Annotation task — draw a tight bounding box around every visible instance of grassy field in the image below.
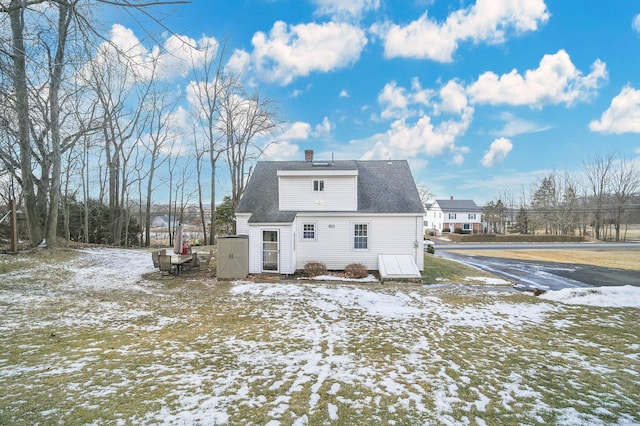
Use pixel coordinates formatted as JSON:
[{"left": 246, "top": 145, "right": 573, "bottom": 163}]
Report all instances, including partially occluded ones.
[{"left": 0, "top": 247, "right": 638, "bottom": 425}]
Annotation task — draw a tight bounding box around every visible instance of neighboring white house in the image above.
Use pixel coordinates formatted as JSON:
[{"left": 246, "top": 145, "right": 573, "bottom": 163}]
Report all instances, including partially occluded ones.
[
  {"left": 424, "top": 197, "right": 483, "bottom": 234},
  {"left": 235, "top": 152, "right": 425, "bottom": 275}
]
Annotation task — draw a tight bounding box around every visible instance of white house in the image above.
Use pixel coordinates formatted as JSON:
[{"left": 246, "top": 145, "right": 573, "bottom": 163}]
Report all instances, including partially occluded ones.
[
  {"left": 235, "top": 152, "right": 425, "bottom": 275},
  {"left": 424, "top": 197, "right": 483, "bottom": 234}
]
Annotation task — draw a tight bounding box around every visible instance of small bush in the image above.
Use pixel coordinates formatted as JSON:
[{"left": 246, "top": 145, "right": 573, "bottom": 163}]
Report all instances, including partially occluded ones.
[
  {"left": 426, "top": 245, "right": 435, "bottom": 254},
  {"left": 344, "top": 263, "right": 368, "bottom": 279},
  {"left": 304, "top": 261, "right": 327, "bottom": 277}
]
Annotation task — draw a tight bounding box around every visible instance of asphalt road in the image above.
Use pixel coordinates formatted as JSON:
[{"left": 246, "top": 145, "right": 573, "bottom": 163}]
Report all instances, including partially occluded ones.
[{"left": 436, "top": 242, "right": 640, "bottom": 291}]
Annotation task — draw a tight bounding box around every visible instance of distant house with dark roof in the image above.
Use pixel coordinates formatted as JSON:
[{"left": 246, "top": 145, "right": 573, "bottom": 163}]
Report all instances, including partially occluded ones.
[
  {"left": 235, "top": 151, "right": 425, "bottom": 275},
  {"left": 425, "top": 197, "right": 482, "bottom": 234}
]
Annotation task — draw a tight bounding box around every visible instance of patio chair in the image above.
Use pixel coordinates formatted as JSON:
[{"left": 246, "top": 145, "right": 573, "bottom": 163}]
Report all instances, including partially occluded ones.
[
  {"left": 199, "top": 249, "right": 213, "bottom": 267},
  {"left": 158, "top": 254, "right": 174, "bottom": 276},
  {"left": 191, "top": 251, "right": 201, "bottom": 269},
  {"left": 152, "top": 250, "right": 160, "bottom": 268}
]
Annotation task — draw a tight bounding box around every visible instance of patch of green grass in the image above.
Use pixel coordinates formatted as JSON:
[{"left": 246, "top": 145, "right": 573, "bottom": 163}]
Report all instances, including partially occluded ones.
[
  {"left": 422, "top": 254, "right": 500, "bottom": 284},
  {"left": 0, "top": 248, "right": 79, "bottom": 276}
]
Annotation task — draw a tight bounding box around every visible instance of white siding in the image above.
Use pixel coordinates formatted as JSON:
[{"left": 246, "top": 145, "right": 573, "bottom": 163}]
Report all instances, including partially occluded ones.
[
  {"left": 278, "top": 175, "right": 357, "bottom": 211},
  {"left": 247, "top": 226, "right": 261, "bottom": 274},
  {"left": 280, "top": 225, "right": 295, "bottom": 274},
  {"left": 236, "top": 214, "right": 250, "bottom": 235},
  {"left": 246, "top": 224, "right": 295, "bottom": 274},
  {"left": 294, "top": 214, "right": 424, "bottom": 271}
]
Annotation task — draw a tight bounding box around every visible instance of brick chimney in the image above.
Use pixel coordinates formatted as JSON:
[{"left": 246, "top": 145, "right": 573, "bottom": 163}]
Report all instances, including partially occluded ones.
[
  {"left": 450, "top": 196, "right": 454, "bottom": 200},
  {"left": 305, "top": 149, "right": 314, "bottom": 162}
]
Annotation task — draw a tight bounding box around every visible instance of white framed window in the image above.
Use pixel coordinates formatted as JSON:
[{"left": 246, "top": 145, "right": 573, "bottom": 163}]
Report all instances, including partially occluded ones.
[
  {"left": 302, "top": 223, "right": 316, "bottom": 240},
  {"left": 463, "top": 223, "right": 471, "bottom": 230},
  {"left": 468, "top": 213, "right": 476, "bottom": 220},
  {"left": 448, "top": 213, "right": 456, "bottom": 220},
  {"left": 353, "top": 223, "right": 368, "bottom": 250},
  {"left": 313, "top": 179, "right": 324, "bottom": 192}
]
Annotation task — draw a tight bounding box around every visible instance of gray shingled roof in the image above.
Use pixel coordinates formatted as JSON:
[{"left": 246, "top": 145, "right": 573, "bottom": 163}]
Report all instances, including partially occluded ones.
[
  {"left": 434, "top": 199, "right": 481, "bottom": 212},
  {"left": 236, "top": 160, "right": 424, "bottom": 223}
]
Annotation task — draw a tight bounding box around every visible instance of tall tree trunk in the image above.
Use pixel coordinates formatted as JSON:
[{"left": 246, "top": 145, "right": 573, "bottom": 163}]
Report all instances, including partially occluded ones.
[
  {"left": 145, "top": 164, "right": 155, "bottom": 247},
  {"left": 9, "top": 0, "right": 42, "bottom": 246},
  {"left": 45, "top": 2, "right": 72, "bottom": 247},
  {"left": 209, "top": 158, "right": 216, "bottom": 245}
]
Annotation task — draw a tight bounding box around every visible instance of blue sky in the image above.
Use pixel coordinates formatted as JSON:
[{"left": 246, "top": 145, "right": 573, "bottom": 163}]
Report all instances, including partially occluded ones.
[{"left": 102, "top": 0, "right": 640, "bottom": 205}]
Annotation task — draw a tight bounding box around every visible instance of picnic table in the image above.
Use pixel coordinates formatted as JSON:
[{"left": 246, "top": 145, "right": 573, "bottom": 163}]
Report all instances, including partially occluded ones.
[{"left": 171, "top": 254, "right": 193, "bottom": 276}]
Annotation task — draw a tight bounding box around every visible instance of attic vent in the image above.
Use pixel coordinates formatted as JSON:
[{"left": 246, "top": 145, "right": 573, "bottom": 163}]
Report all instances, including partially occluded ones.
[{"left": 311, "top": 162, "right": 331, "bottom": 167}]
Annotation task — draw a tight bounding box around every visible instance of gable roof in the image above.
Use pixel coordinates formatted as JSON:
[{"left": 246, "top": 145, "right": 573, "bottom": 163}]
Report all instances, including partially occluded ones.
[
  {"left": 433, "top": 199, "right": 481, "bottom": 212},
  {"left": 236, "top": 160, "right": 424, "bottom": 223}
]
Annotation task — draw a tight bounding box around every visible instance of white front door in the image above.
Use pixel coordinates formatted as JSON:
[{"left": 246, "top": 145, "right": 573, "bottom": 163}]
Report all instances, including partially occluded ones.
[{"left": 262, "top": 230, "right": 279, "bottom": 272}]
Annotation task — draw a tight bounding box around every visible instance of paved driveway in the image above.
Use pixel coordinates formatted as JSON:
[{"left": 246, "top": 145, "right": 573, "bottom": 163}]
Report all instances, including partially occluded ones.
[{"left": 438, "top": 251, "right": 640, "bottom": 291}]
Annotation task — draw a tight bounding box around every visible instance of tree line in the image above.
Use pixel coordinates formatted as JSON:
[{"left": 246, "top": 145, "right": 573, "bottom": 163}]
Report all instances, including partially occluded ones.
[
  {"left": 0, "top": 1, "right": 280, "bottom": 249},
  {"left": 482, "top": 153, "right": 640, "bottom": 241}
]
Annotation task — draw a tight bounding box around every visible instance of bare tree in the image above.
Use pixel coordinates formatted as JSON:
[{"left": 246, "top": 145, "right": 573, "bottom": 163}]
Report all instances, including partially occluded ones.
[
  {"left": 530, "top": 172, "right": 578, "bottom": 235},
  {"left": 83, "top": 41, "right": 158, "bottom": 245},
  {"left": 190, "top": 119, "right": 208, "bottom": 243},
  {"left": 187, "top": 40, "right": 227, "bottom": 245},
  {"left": 139, "top": 77, "right": 178, "bottom": 246},
  {"left": 415, "top": 182, "right": 434, "bottom": 207},
  {"left": 218, "top": 80, "right": 281, "bottom": 216},
  {"left": 3, "top": 1, "right": 77, "bottom": 246},
  {"left": 1, "top": 0, "right": 189, "bottom": 247},
  {"left": 582, "top": 153, "right": 615, "bottom": 240},
  {"left": 610, "top": 156, "right": 640, "bottom": 241}
]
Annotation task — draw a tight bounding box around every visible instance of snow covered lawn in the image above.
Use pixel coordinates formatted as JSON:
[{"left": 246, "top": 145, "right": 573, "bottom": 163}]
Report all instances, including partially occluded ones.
[{"left": 1, "top": 248, "right": 639, "bottom": 425}]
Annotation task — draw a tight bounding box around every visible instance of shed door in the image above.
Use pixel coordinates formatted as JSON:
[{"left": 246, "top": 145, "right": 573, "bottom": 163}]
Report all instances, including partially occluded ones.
[{"left": 262, "top": 230, "right": 279, "bottom": 272}]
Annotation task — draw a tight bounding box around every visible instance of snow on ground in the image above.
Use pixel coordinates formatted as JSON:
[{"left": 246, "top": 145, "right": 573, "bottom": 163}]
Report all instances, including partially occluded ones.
[
  {"left": 540, "top": 285, "right": 640, "bottom": 308},
  {"left": 463, "top": 276, "right": 511, "bottom": 285},
  {"left": 0, "top": 248, "right": 639, "bottom": 425}
]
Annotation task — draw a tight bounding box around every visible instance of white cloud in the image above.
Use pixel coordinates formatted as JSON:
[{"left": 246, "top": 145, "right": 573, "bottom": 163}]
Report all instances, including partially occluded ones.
[
  {"left": 227, "top": 49, "right": 251, "bottom": 76},
  {"left": 410, "top": 77, "right": 434, "bottom": 107},
  {"left": 271, "top": 117, "right": 332, "bottom": 146},
  {"left": 467, "top": 50, "right": 607, "bottom": 107},
  {"left": 373, "top": 0, "right": 549, "bottom": 62},
  {"left": 481, "top": 137, "right": 513, "bottom": 167},
  {"left": 436, "top": 80, "right": 468, "bottom": 115},
  {"left": 339, "top": 89, "right": 349, "bottom": 98},
  {"left": 312, "top": 0, "right": 379, "bottom": 20},
  {"left": 313, "top": 116, "right": 333, "bottom": 138},
  {"left": 157, "top": 34, "right": 217, "bottom": 79},
  {"left": 492, "top": 112, "right": 551, "bottom": 137},
  {"left": 281, "top": 122, "right": 312, "bottom": 140},
  {"left": 378, "top": 81, "right": 411, "bottom": 120},
  {"left": 251, "top": 21, "right": 367, "bottom": 85},
  {"left": 377, "top": 78, "right": 435, "bottom": 120},
  {"left": 589, "top": 86, "right": 640, "bottom": 134},
  {"left": 362, "top": 106, "right": 474, "bottom": 161},
  {"left": 633, "top": 14, "right": 640, "bottom": 33},
  {"left": 92, "top": 25, "right": 218, "bottom": 82},
  {"left": 262, "top": 141, "right": 300, "bottom": 160},
  {"left": 367, "top": 78, "right": 473, "bottom": 162}
]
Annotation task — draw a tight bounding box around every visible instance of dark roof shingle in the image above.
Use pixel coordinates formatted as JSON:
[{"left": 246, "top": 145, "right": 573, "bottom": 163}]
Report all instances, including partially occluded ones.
[
  {"left": 434, "top": 199, "right": 481, "bottom": 212},
  {"left": 236, "top": 160, "right": 424, "bottom": 223}
]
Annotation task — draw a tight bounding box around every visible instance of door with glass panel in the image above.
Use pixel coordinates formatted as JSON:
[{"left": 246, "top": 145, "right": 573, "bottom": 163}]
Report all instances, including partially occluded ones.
[{"left": 262, "top": 230, "right": 279, "bottom": 272}]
